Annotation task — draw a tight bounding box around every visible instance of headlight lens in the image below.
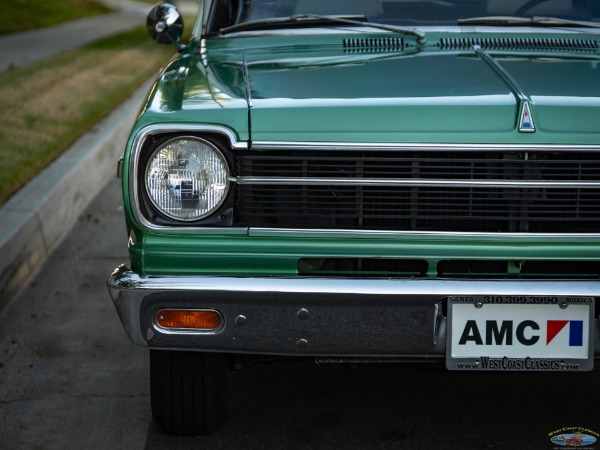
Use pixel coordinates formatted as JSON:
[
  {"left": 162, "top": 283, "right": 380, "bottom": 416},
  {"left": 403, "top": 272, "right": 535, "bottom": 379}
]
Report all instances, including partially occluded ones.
[{"left": 145, "top": 137, "right": 230, "bottom": 221}]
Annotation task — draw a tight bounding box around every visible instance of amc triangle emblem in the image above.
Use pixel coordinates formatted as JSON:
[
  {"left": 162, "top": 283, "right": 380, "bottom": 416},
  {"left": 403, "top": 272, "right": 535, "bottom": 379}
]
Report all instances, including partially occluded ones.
[{"left": 519, "top": 101, "right": 536, "bottom": 133}]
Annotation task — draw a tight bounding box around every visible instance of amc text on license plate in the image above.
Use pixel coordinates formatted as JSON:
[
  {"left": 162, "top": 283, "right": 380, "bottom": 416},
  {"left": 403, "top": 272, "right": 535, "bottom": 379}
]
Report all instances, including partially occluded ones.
[{"left": 446, "top": 296, "right": 594, "bottom": 371}]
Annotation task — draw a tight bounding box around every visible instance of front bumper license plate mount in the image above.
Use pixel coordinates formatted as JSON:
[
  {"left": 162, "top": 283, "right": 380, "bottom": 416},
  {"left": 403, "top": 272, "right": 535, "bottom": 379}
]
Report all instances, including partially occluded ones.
[{"left": 446, "top": 295, "right": 594, "bottom": 371}]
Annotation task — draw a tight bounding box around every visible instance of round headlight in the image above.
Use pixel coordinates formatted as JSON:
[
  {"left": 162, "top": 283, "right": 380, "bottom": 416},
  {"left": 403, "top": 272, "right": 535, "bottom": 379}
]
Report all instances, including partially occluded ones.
[{"left": 145, "top": 137, "right": 230, "bottom": 221}]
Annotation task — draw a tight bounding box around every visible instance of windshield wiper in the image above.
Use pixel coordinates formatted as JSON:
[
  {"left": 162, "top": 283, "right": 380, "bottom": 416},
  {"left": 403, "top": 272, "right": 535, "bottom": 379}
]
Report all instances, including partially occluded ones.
[
  {"left": 219, "top": 14, "right": 426, "bottom": 43},
  {"left": 458, "top": 16, "right": 600, "bottom": 29},
  {"left": 219, "top": 14, "right": 367, "bottom": 34}
]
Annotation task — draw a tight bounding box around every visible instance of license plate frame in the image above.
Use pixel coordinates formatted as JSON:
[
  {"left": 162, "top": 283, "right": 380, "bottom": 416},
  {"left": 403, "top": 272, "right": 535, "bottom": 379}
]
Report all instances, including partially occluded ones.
[{"left": 446, "top": 295, "right": 595, "bottom": 371}]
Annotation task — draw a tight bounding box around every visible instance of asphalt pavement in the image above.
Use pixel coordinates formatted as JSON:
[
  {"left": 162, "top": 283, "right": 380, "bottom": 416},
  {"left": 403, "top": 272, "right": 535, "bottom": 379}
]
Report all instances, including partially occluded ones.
[{"left": 0, "top": 0, "right": 198, "bottom": 313}]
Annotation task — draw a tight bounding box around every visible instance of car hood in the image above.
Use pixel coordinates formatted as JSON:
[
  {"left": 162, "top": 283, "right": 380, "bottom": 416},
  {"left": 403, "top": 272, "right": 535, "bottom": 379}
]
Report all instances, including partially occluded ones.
[
  {"left": 162, "top": 41, "right": 600, "bottom": 145},
  {"left": 244, "top": 50, "right": 600, "bottom": 144}
]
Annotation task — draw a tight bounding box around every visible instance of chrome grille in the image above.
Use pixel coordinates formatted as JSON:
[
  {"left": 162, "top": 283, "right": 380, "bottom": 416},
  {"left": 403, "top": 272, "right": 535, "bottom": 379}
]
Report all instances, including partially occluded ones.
[{"left": 232, "top": 149, "right": 600, "bottom": 233}]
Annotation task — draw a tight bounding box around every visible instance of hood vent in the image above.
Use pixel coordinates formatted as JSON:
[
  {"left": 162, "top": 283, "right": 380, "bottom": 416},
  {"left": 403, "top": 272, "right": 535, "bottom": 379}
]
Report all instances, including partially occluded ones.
[
  {"left": 439, "top": 37, "right": 598, "bottom": 51},
  {"left": 343, "top": 37, "right": 405, "bottom": 52}
]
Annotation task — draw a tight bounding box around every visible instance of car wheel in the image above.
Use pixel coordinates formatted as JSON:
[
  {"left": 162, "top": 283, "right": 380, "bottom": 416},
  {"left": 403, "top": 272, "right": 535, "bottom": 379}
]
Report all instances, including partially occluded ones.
[{"left": 150, "top": 350, "right": 229, "bottom": 436}]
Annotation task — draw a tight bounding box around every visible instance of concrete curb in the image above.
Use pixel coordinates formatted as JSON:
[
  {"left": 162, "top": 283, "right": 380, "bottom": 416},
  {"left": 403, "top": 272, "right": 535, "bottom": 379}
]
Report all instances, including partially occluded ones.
[{"left": 0, "top": 80, "right": 152, "bottom": 313}]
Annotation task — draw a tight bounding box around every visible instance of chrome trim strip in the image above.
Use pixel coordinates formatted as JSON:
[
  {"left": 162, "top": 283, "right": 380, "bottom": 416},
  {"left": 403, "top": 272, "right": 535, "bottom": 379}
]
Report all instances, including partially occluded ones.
[
  {"left": 250, "top": 141, "right": 600, "bottom": 152},
  {"left": 247, "top": 227, "right": 600, "bottom": 239},
  {"left": 109, "top": 266, "right": 600, "bottom": 296},
  {"left": 232, "top": 176, "right": 600, "bottom": 189},
  {"left": 129, "top": 124, "right": 247, "bottom": 233},
  {"left": 131, "top": 124, "right": 247, "bottom": 152}
]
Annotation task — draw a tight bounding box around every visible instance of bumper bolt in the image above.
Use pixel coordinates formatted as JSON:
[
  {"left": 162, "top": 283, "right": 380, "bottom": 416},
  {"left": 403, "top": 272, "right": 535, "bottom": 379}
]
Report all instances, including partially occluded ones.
[
  {"left": 235, "top": 315, "right": 247, "bottom": 326},
  {"left": 296, "top": 338, "right": 308, "bottom": 350},
  {"left": 297, "top": 308, "right": 309, "bottom": 320}
]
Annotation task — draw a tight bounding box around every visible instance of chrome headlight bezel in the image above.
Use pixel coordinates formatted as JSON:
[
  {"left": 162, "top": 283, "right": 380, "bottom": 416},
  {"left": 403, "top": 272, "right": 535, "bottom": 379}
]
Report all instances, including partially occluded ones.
[{"left": 143, "top": 135, "right": 231, "bottom": 222}]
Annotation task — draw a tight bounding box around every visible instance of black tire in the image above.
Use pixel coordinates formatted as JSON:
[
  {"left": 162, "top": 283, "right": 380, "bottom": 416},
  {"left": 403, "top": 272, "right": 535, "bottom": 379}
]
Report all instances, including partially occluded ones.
[{"left": 150, "top": 350, "right": 229, "bottom": 436}]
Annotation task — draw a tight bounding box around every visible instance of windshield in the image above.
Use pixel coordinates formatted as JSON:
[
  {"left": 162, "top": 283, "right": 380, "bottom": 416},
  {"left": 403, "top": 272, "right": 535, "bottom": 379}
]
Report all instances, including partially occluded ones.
[{"left": 207, "top": 0, "right": 600, "bottom": 33}]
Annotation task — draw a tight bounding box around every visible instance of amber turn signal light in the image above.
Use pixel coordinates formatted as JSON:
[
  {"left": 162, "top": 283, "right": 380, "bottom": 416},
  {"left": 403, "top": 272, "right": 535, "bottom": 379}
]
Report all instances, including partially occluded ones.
[{"left": 156, "top": 309, "right": 223, "bottom": 330}]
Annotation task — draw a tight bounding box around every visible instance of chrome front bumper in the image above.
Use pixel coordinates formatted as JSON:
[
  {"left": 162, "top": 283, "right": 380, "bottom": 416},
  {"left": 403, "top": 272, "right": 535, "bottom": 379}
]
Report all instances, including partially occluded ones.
[{"left": 107, "top": 265, "right": 600, "bottom": 357}]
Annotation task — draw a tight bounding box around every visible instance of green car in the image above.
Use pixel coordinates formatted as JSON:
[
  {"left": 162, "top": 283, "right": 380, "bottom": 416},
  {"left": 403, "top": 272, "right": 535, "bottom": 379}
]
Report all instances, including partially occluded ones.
[{"left": 108, "top": 0, "right": 600, "bottom": 435}]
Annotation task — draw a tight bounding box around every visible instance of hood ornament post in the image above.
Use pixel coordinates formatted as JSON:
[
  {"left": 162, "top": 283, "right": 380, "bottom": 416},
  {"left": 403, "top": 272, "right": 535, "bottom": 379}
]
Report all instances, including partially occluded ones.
[{"left": 472, "top": 45, "right": 537, "bottom": 134}]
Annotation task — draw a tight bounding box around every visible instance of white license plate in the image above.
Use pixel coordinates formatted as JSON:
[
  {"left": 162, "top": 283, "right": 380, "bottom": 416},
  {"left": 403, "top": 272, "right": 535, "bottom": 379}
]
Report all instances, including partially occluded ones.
[{"left": 446, "top": 296, "right": 594, "bottom": 371}]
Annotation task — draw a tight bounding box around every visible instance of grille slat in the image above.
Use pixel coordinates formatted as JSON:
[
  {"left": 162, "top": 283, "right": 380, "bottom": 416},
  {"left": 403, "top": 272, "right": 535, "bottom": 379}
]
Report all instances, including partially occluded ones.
[{"left": 233, "top": 150, "right": 600, "bottom": 233}]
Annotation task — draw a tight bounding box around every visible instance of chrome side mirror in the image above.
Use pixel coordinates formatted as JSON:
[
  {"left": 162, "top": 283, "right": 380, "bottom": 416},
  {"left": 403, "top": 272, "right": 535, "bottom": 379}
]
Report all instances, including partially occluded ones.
[{"left": 147, "top": 3, "right": 185, "bottom": 50}]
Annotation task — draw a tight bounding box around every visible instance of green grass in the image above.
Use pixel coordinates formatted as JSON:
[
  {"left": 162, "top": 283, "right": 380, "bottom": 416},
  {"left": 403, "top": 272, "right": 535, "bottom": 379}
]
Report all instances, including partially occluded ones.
[
  {"left": 0, "top": 26, "right": 176, "bottom": 205},
  {"left": 0, "top": 0, "right": 112, "bottom": 35}
]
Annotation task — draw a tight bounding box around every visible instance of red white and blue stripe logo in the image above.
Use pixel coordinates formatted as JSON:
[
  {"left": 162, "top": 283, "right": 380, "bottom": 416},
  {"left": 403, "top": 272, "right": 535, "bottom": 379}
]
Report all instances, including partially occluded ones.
[{"left": 547, "top": 320, "right": 584, "bottom": 347}]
